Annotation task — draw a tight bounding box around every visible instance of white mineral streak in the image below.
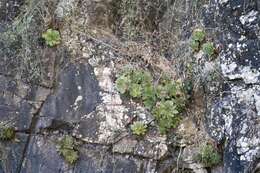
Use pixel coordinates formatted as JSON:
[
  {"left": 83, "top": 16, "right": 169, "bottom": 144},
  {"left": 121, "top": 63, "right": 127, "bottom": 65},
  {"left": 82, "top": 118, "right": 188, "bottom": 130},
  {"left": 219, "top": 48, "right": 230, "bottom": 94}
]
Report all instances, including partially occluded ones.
[
  {"left": 222, "top": 62, "right": 260, "bottom": 84},
  {"left": 239, "top": 10, "right": 258, "bottom": 25},
  {"left": 219, "top": 0, "right": 229, "bottom": 4},
  {"left": 73, "top": 95, "right": 83, "bottom": 110},
  {"left": 90, "top": 62, "right": 128, "bottom": 143}
]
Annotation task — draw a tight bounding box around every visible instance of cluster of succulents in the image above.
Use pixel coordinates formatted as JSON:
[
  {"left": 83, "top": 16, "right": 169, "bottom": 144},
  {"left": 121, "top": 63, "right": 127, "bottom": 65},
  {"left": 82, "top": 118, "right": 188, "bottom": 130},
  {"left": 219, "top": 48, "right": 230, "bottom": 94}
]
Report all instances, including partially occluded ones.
[
  {"left": 190, "top": 29, "right": 216, "bottom": 57},
  {"left": 116, "top": 69, "right": 187, "bottom": 134}
]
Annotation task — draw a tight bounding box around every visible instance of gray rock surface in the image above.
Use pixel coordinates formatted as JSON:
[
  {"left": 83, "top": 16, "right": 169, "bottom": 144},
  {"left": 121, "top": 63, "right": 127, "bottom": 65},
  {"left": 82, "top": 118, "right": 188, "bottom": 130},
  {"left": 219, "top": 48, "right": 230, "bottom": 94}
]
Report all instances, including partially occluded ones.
[
  {"left": 20, "top": 135, "right": 156, "bottom": 173},
  {"left": 36, "top": 63, "right": 101, "bottom": 131},
  {"left": 0, "top": 0, "right": 259, "bottom": 173},
  {"left": 203, "top": 0, "right": 260, "bottom": 172},
  {"left": 0, "top": 134, "right": 28, "bottom": 173}
]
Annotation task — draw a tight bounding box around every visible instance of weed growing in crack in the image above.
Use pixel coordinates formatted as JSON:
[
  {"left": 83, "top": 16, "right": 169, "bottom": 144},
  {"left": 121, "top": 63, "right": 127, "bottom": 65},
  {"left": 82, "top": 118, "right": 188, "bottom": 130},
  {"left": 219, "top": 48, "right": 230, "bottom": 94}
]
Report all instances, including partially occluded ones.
[
  {"left": 0, "top": 127, "right": 15, "bottom": 141},
  {"left": 195, "top": 144, "right": 221, "bottom": 168},
  {"left": 57, "top": 135, "right": 79, "bottom": 164},
  {"left": 42, "top": 29, "right": 61, "bottom": 47},
  {"left": 131, "top": 121, "right": 147, "bottom": 136},
  {"left": 116, "top": 68, "right": 187, "bottom": 134}
]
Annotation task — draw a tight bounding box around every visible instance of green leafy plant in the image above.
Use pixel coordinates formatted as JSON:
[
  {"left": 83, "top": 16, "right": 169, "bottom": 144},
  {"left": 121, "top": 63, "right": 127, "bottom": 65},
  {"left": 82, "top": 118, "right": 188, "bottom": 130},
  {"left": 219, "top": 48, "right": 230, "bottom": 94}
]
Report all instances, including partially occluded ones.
[
  {"left": 42, "top": 29, "right": 61, "bottom": 47},
  {"left": 57, "top": 135, "right": 79, "bottom": 164},
  {"left": 195, "top": 144, "right": 221, "bottom": 167},
  {"left": 0, "top": 127, "right": 15, "bottom": 141},
  {"left": 116, "top": 68, "right": 187, "bottom": 134},
  {"left": 202, "top": 42, "right": 215, "bottom": 57},
  {"left": 131, "top": 121, "right": 147, "bottom": 136}
]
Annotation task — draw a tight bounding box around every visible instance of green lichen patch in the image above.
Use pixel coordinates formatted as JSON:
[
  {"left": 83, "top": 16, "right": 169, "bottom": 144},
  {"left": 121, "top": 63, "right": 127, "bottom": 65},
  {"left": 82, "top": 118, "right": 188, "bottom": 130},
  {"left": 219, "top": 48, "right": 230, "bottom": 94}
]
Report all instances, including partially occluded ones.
[
  {"left": 42, "top": 29, "right": 61, "bottom": 47},
  {"left": 116, "top": 68, "right": 187, "bottom": 134},
  {"left": 0, "top": 127, "right": 15, "bottom": 141},
  {"left": 131, "top": 121, "right": 147, "bottom": 136},
  {"left": 57, "top": 135, "right": 79, "bottom": 164},
  {"left": 195, "top": 144, "right": 221, "bottom": 168}
]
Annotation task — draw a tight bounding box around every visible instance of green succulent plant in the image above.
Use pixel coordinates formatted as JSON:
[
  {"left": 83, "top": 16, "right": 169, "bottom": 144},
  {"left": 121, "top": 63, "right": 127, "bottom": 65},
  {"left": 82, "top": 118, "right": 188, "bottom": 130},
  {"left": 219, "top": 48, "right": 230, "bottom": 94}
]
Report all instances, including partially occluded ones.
[
  {"left": 0, "top": 127, "right": 15, "bottom": 141},
  {"left": 131, "top": 121, "right": 147, "bottom": 136},
  {"left": 152, "top": 100, "right": 180, "bottom": 134},
  {"left": 156, "top": 84, "right": 169, "bottom": 100},
  {"left": 57, "top": 135, "right": 79, "bottom": 164},
  {"left": 42, "top": 29, "right": 61, "bottom": 47},
  {"left": 129, "top": 83, "right": 142, "bottom": 98},
  {"left": 202, "top": 42, "right": 215, "bottom": 57},
  {"left": 190, "top": 29, "right": 206, "bottom": 52},
  {"left": 142, "top": 84, "right": 157, "bottom": 110},
  {"left": 116, "top": 69, "right": 152, "bottom": 97},
  {"left": 195, "top": 144, "right": 221, "bottom": 168},
  {"left": 190, "top": 29, "right": 217, "bottom": 59},
  {"left": 192, "top": 29, "right": 206, "bottom": 42},
  {"left": 116, "top": 75, "right": 131, "bottom": 94}
]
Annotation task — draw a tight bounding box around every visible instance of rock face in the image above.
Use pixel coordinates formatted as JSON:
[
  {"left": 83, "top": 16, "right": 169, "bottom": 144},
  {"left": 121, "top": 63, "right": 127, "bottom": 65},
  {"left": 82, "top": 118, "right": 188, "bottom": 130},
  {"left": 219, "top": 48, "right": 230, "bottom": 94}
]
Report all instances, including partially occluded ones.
[
  {"left": 36, "top": 63, "right": 101, "bottom": 131},
  {"left": 204, "top": 0, "right": 260, "bottom": 172},
  {"left": 20, "top": 135, "right": 156, "bottom": 173},
  {"left": 0, "top": 0, "right": 259, "bottom": 173},
  {"left": 0, "top": 0, "right": 24, "bottom": 24}
]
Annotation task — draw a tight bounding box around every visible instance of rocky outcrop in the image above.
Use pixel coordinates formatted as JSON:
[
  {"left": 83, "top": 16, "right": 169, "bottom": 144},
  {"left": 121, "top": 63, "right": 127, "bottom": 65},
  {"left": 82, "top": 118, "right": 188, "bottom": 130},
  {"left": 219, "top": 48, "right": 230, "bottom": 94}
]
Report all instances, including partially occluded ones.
[
  {"left": 204, "top": 0, "right": 260, "bottom": 172},
  {"left": 20, "top": 135, "right": 156, "bottom": 173},
  {"left": 0, "top": 0, "right": 259, "bottom": 173}
]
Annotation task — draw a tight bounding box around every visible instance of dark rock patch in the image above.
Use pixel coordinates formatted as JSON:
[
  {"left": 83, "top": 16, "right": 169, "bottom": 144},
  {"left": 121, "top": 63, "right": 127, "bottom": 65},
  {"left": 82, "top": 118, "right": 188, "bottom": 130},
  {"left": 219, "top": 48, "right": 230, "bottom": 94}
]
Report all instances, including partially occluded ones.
[
  {"left": 0, "top": 133, "right": 28, "bottom": 173},
  {"left": 36, "top": 63, "right": 101, "bottom": 131},
  {"left": 21, "top": 135, "right": 152, "bottom": 173},
  {"left": 0, "top": 0, "right": 25, "bottom": 24}
]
